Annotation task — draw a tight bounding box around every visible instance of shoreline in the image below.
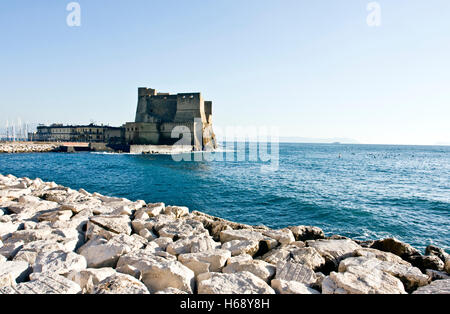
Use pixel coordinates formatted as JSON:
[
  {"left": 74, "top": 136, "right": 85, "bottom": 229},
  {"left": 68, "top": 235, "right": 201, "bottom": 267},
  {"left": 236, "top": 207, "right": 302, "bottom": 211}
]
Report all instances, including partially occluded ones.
[{"left": 0, "top": 173, "right": 449, "bottom": 294}]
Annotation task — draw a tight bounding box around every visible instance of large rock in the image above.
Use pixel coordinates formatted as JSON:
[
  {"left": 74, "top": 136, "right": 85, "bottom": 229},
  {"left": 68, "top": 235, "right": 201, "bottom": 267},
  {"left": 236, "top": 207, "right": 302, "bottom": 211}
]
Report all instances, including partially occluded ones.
[
  {"left": 271, "top": 279, "right": 320, "bottom": 294},
  {"left": 85, "top": 221, "right": 117, "bottom": 240},
  {"left": 425, "top": 245, "right": 449, "bottom": 262},
  {"left": 446, "top": 257, "right": 450, "bottom": 274},
  {"left": 322, "top": 266, "right": 407, "bottom": 294},
  {"left": 412, "top": 279, "right": 450, "bottom": 294},
  {"left": 220, "top": 229, "right": 265, "bottom": 243},
  {"left": 190, "top": 236, "right": 221, "bottom": 253},
  {"left": 0, "top": 273, "right": 81, "bottom": 294},
  {"left": 220, "top": 229, "right": 278, "bottom": 254},
  {"left": 32, "top": 250, "right": 87, "bottom": 277},
  {"left": 339, "top": 256, "right": 429, "bottom": 291},
  {"left": 223, "top": 259, "right": 276, "bottom": 282},
  {"left": 306, "top": 239, "right": 361, "bottom": 267},
  {"left": 261, "top": 248, "right": 291, "bottom": 265},
  {"left": 166, "top": 234, "right": 215, "bottom": 256},
  {"left": 155, "top": 287, "right": 188, "bottom": 294},
  {"left": 66, "top": 268, "right": 117, "bottom": 294},
  {"left": 37, "top": 209, "right": 73, "bottom": 223},
  {"left": 178, "top": 249, "right": 231, "bottom": 275},
  {"left": 262, "top": 229, "right": 295, "bottom": 245},
  {"left": 143, "top": 202, "right": 165, "bottom": 217},
  {"left": 353, "top": 248, "right": 411, "bottom": 265},
  {"left": 426, "top": 269, "right": 450, "bottom": 281},
  {"left": 164, "top": 206, "right": 189, "bottom": 218},
  {"left": 408, "top": 254, "right": 445, "bottom": 272},
  {"left": 275, "top": 261, "right": 316, "bottom": 285},
  {"left": 288, "top": 225, "right": 325, "bottom": 241},
  {"left": 371, "top": 238, "right": 420, "bottom": 259},
  {"left": 0, "top": 222, "right": 21, "bottom": 240},
  {"left": 197, "top": 271, "right": 275, "bottom": 294},
  {"left": 0, "top": 261, "right": 31, "bottom": 287},
  {"left": 221, "top": 240, "right": 259, "bottom": 257},
  {"left": 290, "top": 247, "right": 326, "bottom": 270},
  {"left": 158, "top": 219, "right": 206, "bottom": 240},
  {"left": 93, "top": 273, "right": 150, "bottom": 294},
  {"left": 0, "top": 239, "right": 24, "bottom": 259},
  {"left": 89, "top": 215, "right": 132, "bottom": 235},
  {"left": 77, "top": 234, "right": 145, "bottom": 268},
  {"left": 116, "top": 250, "right": 195, "bottom": 293},
  {"left": 7, "top": 228, "right": 53, "bottom": 244}
]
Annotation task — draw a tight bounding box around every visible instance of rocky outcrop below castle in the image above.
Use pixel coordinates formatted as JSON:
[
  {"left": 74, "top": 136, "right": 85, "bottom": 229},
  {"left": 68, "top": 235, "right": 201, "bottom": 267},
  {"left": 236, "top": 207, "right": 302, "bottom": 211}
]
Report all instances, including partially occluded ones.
[
  {"left": 0, "top": 142, "right": 58, "bottom": 154},
  {"left": 0, "top": 173, "right": 449, "bottom": 294}
]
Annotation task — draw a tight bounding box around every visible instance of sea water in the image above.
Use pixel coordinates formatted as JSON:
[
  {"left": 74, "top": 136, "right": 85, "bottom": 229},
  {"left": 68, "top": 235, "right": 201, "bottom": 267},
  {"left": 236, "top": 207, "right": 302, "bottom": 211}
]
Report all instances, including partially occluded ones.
[{"left": 0, "top": 143, "right": 448, "bottom": 252}]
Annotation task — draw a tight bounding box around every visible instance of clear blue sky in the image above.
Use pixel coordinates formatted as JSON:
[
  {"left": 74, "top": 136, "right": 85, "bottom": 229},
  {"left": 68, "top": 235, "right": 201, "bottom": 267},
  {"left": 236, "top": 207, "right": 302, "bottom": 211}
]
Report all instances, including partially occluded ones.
[{"left": 0, "top": 0, "right": 449, "bottom": 145}]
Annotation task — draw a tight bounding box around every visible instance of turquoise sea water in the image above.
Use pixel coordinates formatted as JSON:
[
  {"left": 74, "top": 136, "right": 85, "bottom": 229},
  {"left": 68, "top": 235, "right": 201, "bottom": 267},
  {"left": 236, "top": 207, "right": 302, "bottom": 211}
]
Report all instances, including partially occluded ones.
[{"left": 0, "top": 143, "right": 449, "bottom": 252}]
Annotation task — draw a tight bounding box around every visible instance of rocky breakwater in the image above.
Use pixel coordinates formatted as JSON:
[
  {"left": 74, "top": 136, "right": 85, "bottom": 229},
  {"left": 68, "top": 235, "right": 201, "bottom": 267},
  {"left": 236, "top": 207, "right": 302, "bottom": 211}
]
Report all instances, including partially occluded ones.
[
  {"left": 0, "top": 173, "right": 449, "bottom": 294},
  {"left": 0, "top": 142, "right": 58, "bottom": 154}
]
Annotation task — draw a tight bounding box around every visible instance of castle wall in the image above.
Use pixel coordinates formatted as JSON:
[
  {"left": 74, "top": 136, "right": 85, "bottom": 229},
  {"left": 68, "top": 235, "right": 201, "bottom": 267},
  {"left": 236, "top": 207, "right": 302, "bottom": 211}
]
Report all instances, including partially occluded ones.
[
  {"left": 146, "top": 95, "right": 177, "bottom": 122},
  {"left": 174, "top": 93, "right": 207, "bottom": 124},
  {"left": 204, "top": 101, "right": 212, "bottom": 124}
]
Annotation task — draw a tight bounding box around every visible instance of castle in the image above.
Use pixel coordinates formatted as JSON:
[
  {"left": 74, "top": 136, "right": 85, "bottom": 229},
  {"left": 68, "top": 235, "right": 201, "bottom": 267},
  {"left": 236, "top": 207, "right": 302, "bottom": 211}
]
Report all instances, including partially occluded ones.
[
  {"left": 29, "top": 87, "right": 217, "bottom": 152},
  {"left": 124, "top": 87, "right": 217, "bottom": 151}
]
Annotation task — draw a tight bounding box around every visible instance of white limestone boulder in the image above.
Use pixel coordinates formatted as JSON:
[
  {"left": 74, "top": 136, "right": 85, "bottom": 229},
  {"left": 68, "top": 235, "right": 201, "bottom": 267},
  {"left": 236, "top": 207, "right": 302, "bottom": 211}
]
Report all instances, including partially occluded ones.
[
  {"left": 261, "top": 248, "right": 291, "bottom": 265},
  {"left": 412, "top": 279, "right": 450, "bottom": 294},
  {"left": 290, "top": 247, "right": 326, "bottom": 270},
  {"left": 32, "top": 250, "right": 87, "bottom": 277},
  {"left": 0, "top": 260, "right": 31, "bottom": 287},
  {"left": 0, "top": 273, "right": 81, "bottom": 294},
  {"left": 271, "top": 279, "right": 320, "bottom": 294},
  {"left": 150, "top": 237, "right": 173, "bottom": 251},
  {"left": 0, "top": 222, "right": 21, "bottom": 240},
  {"left": 197, "top": 271, "right": 275, "bottom": 294},
  {"left": 155, "top": 287, "right": 188, "bottom": 294},
  {"left": 222, "top": 240, "right": 259, "bottom": 257},
  {"left": 178, "top": 249, "right": 231, "bottom": 275},
  {"left": 85, "top": 221, "right": 117, "bottom": 240},
  {"left": 262, "top": 229, "right": 295, "bottom": 245},
  {"left": 0, "top": 239, "right": 24, "bottom": 260},
  {"left": 275, "top": 261, "right": 317, "bottom": 285},
  {"left": 66, "top": 267, "right": 117, "bottom": 294},
  {"left": 93, "top": 273, "right": 150, "bottom": 294},
  {"left": 144, "top": 202, "right": 165, "bottom": 217},
  {"left": 164, "top": 205, "right": 189, "bottom": 218},
  {"left": 158, "top": 219, "right": 206, "bottom": 240},
  {"left": 322, "top": 266, "right": 407, "bottom": 294},
  {"left": 89, "top": 215, "right": 132, "bottom": 235},
  {"left": 77, "top": 234, "right": 145, "bottom": 268},
  {"left": 223, "top": 259, "right": 276, "bottom": 283},
  {"left": 139, "top": 228, "right": 157, "bottom": 241},
  {"left": 190, "top": 236, "right": 221, "bottom": 253},
  {"left": 306, "top": 239, "right": 361, "bottom": 267},
  {"left": 339, "top": 256, "right": 429, "bottom": 290},
  {"left": 37, "top": 209, "right": 73, "bottom": 223},
  {"left": 353, "top": 247, "right": 411, "bottom": 265},
  {"left": 116, "top": 250, "right": 195, "bottom": 293},
  {"left": 166, "top": 233, "right": 211, "bottom": 256},
  {"left": 13, "top": 240, "right": 66, "bottom": 264}
]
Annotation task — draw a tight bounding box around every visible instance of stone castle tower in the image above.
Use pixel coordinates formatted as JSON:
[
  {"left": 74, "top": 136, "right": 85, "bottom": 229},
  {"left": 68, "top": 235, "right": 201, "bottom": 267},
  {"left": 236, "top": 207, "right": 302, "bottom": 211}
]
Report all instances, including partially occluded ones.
[{"left": 124, "top": 87, "right": 216, "bottom": 150}]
